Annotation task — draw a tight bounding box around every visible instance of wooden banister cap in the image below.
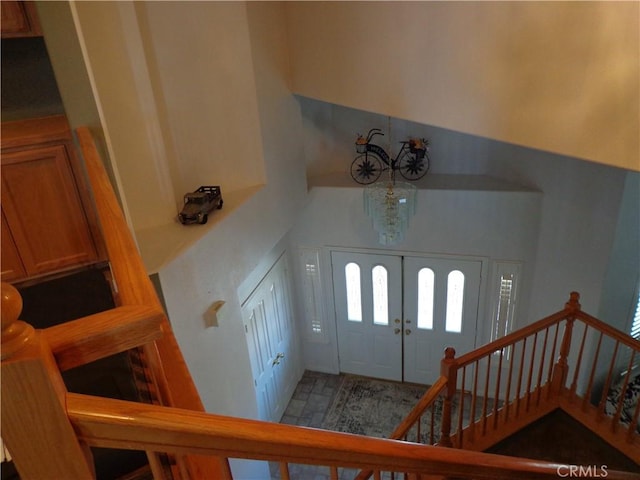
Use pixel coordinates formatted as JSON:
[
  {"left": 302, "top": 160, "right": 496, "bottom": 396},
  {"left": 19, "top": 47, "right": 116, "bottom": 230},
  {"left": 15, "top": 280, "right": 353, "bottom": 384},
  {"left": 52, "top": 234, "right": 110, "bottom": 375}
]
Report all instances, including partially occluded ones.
[
  {"left": 565, "top": 291, "right": 581, "bottom": 312},
  {"left": 1, "top": 282, "right": 34, "bottom": 359}
]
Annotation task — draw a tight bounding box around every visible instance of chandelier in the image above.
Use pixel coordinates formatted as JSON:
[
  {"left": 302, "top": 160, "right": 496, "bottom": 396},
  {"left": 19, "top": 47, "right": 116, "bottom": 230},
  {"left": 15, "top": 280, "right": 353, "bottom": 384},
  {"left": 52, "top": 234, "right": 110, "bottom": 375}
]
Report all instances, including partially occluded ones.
[
  {"left": 364, "top": 173, "right": 416, "bottom": 246},
  {"left": 352, "top": 123, "right": 427, "bottom": 246}
]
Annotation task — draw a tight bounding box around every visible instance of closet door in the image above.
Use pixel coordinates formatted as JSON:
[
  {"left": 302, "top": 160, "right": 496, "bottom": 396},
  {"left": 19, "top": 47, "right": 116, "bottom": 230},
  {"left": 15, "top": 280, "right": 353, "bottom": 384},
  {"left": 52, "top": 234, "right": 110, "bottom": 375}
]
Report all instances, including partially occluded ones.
[{"left": 243, "top": 254, "right": 297, "bottom": 421}]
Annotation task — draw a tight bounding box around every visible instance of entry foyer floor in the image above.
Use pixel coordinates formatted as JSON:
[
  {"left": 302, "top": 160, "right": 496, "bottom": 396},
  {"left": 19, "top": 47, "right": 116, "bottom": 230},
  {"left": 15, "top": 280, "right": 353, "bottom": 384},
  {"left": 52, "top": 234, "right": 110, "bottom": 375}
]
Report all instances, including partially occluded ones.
[{"left": 270, "top": 371, "right": 639, "bottom": 480}]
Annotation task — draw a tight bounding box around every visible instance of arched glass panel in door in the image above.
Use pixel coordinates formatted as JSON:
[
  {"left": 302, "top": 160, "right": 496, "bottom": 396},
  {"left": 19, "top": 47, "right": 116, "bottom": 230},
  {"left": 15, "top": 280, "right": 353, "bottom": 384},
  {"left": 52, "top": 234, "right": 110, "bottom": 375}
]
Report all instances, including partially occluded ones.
[
  {"left": 446, "top": 270, "right": 465, "bottom": 333},
  {"left": 345, "top": 262, "right": 362, "bottom": 322},
  {"left": 417, "top": 267, "right": 435, "bottom": 330},
  {"left": 372, "top": 265, "right": 389, "bottom": 325}
]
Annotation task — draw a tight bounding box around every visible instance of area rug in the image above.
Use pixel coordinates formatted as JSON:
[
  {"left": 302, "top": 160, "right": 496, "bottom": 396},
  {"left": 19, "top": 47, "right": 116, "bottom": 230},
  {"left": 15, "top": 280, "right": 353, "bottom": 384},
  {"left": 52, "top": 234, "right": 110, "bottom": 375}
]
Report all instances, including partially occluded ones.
[{"left": 321, "top": 376, "right": 442, "bottom": 440}]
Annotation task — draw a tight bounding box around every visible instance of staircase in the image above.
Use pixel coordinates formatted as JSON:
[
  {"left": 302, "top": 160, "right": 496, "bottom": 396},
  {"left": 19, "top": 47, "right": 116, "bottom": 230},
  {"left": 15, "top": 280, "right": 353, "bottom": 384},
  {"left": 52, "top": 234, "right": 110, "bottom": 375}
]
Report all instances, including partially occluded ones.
[{"left": 1, "top": 127, "right": 639, "bottom": 480}]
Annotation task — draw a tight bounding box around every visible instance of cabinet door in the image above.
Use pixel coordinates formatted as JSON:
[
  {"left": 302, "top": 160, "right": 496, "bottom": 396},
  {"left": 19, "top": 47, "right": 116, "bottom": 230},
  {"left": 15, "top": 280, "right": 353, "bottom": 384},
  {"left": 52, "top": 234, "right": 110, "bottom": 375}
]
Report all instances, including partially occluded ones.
[
  {"left": 1, "top": 1, "right": 41, "bottom": 38},
  {"left": 1, "top": 210, "right": 26, "bottom": 282},
  {"left": 1, "top": 145, "right": 98, "bottom": 276}
]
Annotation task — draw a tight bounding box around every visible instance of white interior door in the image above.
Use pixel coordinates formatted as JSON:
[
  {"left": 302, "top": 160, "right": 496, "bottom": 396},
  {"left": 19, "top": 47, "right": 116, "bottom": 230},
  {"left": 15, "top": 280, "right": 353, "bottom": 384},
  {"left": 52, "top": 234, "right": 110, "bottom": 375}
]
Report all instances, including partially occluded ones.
[
  {"left": 332, "top": 250, "right": 483, "bottom": 385},
  {"left": 331, "top": 251, "right": 403, "bottom": 381},
  {"left": 243, "top": 255, "right": 297, "bottom": 421},
  {"left": 403, "top": 256, "right": 482, "bottom": 385}
]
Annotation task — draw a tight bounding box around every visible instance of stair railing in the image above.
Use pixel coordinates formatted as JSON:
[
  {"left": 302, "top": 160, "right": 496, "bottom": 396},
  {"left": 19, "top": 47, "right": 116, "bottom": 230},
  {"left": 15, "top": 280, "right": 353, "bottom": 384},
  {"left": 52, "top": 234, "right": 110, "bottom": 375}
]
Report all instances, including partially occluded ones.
[
  {"left": 391, "top": 291, "right": 640, "bottom": 462},
  {"left": 9, "top": 280, "right": 638, "bottom": 480}
]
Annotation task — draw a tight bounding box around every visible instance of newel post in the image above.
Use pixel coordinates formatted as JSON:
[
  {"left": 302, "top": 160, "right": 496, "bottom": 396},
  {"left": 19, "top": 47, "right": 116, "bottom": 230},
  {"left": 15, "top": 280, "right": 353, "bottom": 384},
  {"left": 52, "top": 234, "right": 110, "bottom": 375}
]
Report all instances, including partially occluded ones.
[
  {"left": 551, "top": 292, "right": 581, "bottom": 394},
  {"left": 439, "top": 347, "right": 458, "bottom": 447},
  {"left": 1, "top": 282, "right": 96, "bottom": 479}
]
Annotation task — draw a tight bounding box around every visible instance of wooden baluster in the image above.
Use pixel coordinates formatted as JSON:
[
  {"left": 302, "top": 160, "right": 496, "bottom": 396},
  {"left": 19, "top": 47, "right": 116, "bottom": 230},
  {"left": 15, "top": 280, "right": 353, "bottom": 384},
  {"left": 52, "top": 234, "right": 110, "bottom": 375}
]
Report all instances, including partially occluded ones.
[
  {"left": 551, "top": 292, "right": 581, "bottom": 394},
  {"left": 456, "top": 365, "right": 466, "bottom": 447},
  {"left": 515, "top": 337, "right": 527, "bottom": 418},
  {"left": 535, "top": 327, "right": 550, "bottom": 406},
  {"left": 583, "top": 331, "right": 603, "bottom": 411},
  {"left": 597, "top": 340, "right": 620, "bottom": 420},
  {"left": 492, "top": 348, "right": 504, "bottom": 430},
  {"left": 1, "top": 282, "right": 96, "bottom": 479},
  {"left": 468, "top": 360, "right": 479, "bottom": 443},
  {"left": 439, "top": 347, "right": 457, "bottom": 447},
  {"left": 525, "top": 332, "right": 538, "bottom": 412},
  {"left": 430, "top": 403, "right": 436, "bottom": 444},
  {"left": 569, "top": 323, "right": 589, "bottom": 401},
  {"left": 279, "top": 462, "right": 290, "bottom": 480},
  {"left": 329, "top": 466, "right": 339, "bottom": 480},
  {"left": 481, "top": 354, "right": 491, "bottom": 435},
  {"left": 611, "top": 350, "right": 636, "bottom": 433},
  {"left": 544, "top": 322, "right": 560, "bottom": 401},
  {"left": 503, "top": 341, "right": 516, "bottom": 425}
]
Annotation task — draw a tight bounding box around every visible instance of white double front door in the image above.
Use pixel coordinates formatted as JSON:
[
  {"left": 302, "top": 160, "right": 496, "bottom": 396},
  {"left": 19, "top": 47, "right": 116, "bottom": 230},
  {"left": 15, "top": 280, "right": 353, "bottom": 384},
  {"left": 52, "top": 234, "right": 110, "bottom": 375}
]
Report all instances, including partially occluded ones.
[{"left": 331, "top": 251, "right": 482, "bottom": 385}]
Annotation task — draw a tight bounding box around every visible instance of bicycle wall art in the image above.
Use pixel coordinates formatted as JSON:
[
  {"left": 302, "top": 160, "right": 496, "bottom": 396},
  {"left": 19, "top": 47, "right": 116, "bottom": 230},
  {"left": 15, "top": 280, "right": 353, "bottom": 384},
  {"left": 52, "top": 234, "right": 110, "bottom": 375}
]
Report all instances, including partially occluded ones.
[{"left": 351, "top": 128, "right": 430, "bottom": 185}]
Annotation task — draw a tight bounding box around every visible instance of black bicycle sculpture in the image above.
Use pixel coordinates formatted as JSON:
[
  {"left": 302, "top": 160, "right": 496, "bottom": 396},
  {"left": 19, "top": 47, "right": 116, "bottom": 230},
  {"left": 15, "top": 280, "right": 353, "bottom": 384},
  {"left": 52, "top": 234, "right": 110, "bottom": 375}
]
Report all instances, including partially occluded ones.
[{"left": 351, "top": 128, "right": 430, "bottom": 185}]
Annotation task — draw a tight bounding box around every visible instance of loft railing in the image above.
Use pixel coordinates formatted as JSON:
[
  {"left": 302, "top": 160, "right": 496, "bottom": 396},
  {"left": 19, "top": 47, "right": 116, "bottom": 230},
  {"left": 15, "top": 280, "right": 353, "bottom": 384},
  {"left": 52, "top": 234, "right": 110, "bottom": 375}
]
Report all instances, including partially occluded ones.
[
  {"left": 385, "top": 292, "right": 640, "bottom": 464},
  {"left": 2, "top": 127, "right": 638, "bottom": 480}
]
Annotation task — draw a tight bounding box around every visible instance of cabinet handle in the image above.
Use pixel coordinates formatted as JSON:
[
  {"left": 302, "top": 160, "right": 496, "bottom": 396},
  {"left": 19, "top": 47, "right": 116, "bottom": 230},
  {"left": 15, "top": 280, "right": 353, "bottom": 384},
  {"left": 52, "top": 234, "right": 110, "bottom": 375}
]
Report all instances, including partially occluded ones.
[{"left": 405, "top": 329, "right": 412, "bottom": 336}]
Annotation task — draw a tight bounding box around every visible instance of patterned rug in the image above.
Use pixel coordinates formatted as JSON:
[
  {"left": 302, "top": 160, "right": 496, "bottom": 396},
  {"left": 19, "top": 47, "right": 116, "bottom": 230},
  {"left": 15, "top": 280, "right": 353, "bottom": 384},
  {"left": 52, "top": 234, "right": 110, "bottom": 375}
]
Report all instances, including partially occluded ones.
[{"left": 322, "top": 376, "right": 441, "bottom": 440}]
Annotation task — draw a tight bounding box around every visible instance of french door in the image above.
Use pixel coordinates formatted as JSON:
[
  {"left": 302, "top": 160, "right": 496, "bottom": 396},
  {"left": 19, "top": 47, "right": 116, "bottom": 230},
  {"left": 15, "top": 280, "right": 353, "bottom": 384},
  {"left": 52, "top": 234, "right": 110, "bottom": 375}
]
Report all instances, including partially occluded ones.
[{"left": 332, "top": 251, "right": 482, "bottom": 385}]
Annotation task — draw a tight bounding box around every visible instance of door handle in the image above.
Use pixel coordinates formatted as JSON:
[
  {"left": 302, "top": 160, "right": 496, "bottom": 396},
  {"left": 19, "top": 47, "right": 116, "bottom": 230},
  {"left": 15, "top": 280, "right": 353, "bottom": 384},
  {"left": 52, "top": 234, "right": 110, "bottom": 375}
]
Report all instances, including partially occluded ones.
[
  {"left": 394, "top": 318, "right": 401, "bottom": 324},
  {"left": 405, "top": 329, "right": 412, "bottom": 335},
  {"left": 394, "top": 328, "right": 401, "bottom": 335},
  {"left": 272, "top": 352, "right": 285, "bottom": 366}
]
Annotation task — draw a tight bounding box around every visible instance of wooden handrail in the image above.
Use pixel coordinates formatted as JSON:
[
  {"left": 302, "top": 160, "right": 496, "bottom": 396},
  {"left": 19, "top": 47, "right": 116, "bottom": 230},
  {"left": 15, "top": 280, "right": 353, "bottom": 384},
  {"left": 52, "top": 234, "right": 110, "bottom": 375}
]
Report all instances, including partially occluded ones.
[
  {"left": 66, "top": 392, "right": 640, "bottom": 480},
  {"left": 355, "top": 376, "right": 449, "bottom": 480},
  {"left": 577, "top": 310, "right": 640, "bottom": 350},
  {"left": 44, "top": 305, "right": 163, "bottom": 371},
  {"left": 454, "top": 308, "right": 571, "bottom": 368},
  {"left": 390, "top": 376, "right": 448, "bottom": 441}
]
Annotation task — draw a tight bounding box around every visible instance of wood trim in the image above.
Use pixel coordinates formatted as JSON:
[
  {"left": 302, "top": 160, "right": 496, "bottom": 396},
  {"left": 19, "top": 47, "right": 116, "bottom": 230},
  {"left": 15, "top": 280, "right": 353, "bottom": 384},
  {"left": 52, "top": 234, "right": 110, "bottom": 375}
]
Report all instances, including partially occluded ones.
[
  {"left": 68, "top": 393, "right": 590, "bottom": 480},
  {"left": 44, "top": 305, "right": 164, "bottom": 371}
]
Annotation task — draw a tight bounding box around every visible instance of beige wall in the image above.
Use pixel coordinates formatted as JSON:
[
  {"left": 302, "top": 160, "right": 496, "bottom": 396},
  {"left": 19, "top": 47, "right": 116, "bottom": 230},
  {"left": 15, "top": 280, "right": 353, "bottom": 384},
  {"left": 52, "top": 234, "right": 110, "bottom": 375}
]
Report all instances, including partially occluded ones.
[
  {"left": 71, "top": 2, "right": 177, "bottom": 231},
  {"left": 286, "top": 2, "right": 639, "bottom": 172}
]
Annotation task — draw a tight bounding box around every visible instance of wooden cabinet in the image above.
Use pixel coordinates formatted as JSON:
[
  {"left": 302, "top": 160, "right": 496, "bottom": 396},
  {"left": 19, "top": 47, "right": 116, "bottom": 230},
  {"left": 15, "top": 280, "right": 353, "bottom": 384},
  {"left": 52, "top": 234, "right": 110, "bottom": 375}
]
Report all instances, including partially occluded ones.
[
  {"left": 1, "top": 1, "right": 42, "bottom": 38},
  {"left": 1, "top": 115, "right": 105, "bottom": 283}
]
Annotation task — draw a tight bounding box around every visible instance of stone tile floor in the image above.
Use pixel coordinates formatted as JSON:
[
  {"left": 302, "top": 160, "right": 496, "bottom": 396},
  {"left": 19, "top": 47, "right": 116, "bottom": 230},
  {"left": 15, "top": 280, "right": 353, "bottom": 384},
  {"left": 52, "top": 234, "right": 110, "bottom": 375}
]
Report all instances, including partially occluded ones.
[
  {"left": 278, "top": 370, "right": 343, "bottom": 429},
  {"left": 269, "top": 370, "right": 391, "bottom": 480}
]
